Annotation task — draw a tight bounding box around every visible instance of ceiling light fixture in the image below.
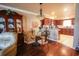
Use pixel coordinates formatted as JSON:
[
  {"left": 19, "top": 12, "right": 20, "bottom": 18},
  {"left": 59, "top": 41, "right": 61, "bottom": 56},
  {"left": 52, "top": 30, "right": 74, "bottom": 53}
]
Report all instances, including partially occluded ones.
[
  {"left": 37, "top": 3, "right": 45, "bottom": 20},
  {"left": 40, "top": 3, "right": 43, "bottom": 17},
  {"left": 64, "top": 8, "right": 68, "bottom": 12},
  {"left": 51, "top": 12, "right": 55, "bottom": 15}
]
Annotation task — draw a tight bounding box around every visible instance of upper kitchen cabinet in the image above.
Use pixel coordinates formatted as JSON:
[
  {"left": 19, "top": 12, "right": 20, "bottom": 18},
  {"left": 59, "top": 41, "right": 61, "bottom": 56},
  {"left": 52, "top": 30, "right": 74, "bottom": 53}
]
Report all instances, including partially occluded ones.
[
  {"left": 40, "top": 18, "right": 52, "bottom": 26},
  {"left": 0, "top": 9, "right": 23, "bottom": 33}
]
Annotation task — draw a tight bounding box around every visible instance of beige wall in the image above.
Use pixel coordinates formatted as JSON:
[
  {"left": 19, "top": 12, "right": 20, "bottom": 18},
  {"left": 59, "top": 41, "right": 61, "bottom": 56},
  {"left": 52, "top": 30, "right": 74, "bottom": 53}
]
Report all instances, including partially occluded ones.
[
  {"left": 22, "top": 14, "right": 41, "bottom": 34},
  {"left": 23, "top": 15, "right": 27, "bottom": 33}
]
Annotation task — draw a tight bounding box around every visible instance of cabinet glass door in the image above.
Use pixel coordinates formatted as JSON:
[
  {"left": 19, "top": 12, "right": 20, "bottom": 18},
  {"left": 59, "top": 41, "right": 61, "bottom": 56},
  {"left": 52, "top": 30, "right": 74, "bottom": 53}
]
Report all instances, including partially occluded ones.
[
  {"left": 8, "top": 17, "right": 15, "bottom": 32},
  {"left": 0, "top": 16, "right": 6, "bottom": 33},
  {"left": 16, "top": 19, "right": 22, "bottom": 33}
]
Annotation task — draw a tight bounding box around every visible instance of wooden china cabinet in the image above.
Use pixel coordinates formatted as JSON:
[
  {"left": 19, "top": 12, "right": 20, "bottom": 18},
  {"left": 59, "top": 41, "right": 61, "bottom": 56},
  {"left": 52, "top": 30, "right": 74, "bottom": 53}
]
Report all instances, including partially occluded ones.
[
  {"left": 0, "top": 9, "right": 24, "bottom": 55},
  {"left": 0, "top": 10, "right": 23, "bottom": 32}
]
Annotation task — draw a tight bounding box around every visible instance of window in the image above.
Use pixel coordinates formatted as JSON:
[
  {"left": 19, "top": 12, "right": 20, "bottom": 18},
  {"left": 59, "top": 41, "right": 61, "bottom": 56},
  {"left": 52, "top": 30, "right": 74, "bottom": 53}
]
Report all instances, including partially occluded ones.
[{"left": 63, "top": 20, "right": 71, "bottom": 27}]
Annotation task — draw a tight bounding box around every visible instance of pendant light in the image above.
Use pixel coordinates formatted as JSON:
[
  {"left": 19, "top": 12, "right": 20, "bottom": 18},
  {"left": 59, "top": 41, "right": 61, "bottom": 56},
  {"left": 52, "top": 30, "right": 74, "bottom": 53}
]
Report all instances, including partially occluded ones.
[
  {"left": 39, "top": 3, "right": 45, "bottom": 20},
  {"left": 40, "top": 3, "right": 43, "bottom": 17}
]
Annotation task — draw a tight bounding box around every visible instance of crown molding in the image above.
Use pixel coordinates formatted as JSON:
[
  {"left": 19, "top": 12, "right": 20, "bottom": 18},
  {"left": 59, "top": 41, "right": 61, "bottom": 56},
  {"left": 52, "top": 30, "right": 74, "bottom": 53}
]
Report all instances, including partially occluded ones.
[{"left": 0, "top": 4, "right": 38, "bottom": 15}]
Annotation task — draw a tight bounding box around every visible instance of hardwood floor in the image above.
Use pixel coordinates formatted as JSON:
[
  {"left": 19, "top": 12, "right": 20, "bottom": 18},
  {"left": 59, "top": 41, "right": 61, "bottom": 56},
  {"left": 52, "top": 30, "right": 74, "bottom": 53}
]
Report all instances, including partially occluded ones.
[{"left": 16, "top": 40, "right": 79, "bottom": 56}]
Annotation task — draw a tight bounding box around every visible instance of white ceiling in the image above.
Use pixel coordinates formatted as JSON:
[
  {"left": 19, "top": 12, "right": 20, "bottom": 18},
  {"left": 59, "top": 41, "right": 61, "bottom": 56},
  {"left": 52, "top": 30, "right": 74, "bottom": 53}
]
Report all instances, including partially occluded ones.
[{"left": 0, "top": 3, "right": 75, "bottom": 19}]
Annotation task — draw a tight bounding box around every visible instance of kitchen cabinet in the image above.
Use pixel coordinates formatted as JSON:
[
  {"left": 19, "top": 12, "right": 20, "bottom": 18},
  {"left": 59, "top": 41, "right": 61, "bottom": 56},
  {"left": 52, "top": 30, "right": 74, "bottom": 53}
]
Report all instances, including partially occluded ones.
[
  {"left": 53, "top": 18, "right": 74, "bottom": 36},
  {"left": 40, "top": 18, "right": 52, "bottom": 26},
  {"left": 59, "top": 28, "right": 74, "bottom": 36}
]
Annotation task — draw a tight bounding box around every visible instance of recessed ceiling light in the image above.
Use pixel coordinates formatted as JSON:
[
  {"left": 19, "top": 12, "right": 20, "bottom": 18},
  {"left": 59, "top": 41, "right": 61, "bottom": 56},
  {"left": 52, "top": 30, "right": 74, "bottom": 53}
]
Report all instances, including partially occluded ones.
[
  {"left": 64, "top": 8, "right": 68, "bottom": 12},
  {"left": 51, "top": 12, "right": 55, "bottom": 15}
]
